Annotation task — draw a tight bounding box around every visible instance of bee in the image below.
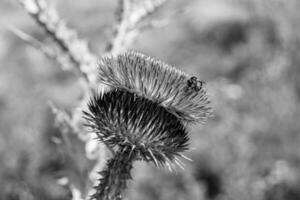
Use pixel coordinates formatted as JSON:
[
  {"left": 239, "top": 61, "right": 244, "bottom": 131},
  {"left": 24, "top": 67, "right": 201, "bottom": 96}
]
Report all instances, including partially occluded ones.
[{"left": 186, "top": 76, "right": 205, "bottom": 92}]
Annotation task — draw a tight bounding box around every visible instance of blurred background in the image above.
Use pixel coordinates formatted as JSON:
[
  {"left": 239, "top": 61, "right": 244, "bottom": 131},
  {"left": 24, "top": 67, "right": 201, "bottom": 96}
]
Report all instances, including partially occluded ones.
[{"left": 1, "top": 0, "right": 300, "bottom": 199}]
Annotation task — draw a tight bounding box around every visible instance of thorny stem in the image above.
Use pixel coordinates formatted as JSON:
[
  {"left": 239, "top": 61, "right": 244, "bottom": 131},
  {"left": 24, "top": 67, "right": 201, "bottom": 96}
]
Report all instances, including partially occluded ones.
[{"left": 91, "top": 147, "right": 136, "bottom": 200}]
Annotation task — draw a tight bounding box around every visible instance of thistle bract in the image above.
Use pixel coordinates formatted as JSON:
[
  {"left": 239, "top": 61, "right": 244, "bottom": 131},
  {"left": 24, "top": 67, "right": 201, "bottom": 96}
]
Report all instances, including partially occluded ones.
[
  {"left": 98, "top": 51, "right": 211, "bottom": 123},
  {"left": 83, "top": 89, "right": 189, "bottom": 168}
]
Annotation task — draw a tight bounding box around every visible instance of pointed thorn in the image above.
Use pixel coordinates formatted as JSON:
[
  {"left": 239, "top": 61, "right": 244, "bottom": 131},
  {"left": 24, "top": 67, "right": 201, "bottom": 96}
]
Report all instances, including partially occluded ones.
[
  {"left": 148, "top": 149, "right": 159, "bottom": 167},
  {"left": 180, "top": 154, "right": 193, "bottom": 162}
]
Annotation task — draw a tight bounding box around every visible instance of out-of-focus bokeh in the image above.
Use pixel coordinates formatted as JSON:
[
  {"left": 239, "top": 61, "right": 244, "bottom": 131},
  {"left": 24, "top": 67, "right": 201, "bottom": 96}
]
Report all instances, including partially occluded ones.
[{"left": 1, "top": 0, "right": 300, "bottom": 199}]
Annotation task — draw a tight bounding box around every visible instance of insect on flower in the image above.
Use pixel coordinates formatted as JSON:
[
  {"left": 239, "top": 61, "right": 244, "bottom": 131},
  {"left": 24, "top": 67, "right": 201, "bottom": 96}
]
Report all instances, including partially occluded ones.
[
  {"left": 186, "top": 76, "right": 205, "bottom": 92},
  {"left": 98, "top": 52, "right": 212, "bottom": 123}
]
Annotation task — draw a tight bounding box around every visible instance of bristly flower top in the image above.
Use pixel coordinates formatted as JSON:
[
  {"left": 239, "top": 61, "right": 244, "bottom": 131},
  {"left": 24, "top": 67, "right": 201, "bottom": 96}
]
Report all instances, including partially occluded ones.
[
  {"left": 83, "top": 89, "right": 189, "bottom": 169},
  {"left": 98, "top": 51, "right": 212, "bottom": 123}
]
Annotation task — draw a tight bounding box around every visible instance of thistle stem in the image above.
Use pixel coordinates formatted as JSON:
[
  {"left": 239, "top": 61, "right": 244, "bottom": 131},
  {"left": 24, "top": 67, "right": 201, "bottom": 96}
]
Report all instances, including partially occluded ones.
[{"left": 91, "top": 147, "right": 135, "bottom": 200}]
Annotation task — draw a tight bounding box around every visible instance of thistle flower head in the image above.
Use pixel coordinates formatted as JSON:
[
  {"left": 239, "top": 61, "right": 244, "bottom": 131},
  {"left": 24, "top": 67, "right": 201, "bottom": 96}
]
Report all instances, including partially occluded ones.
[
  {"left": 98, "top": 51, "right": 212, "bottom": 123},
  {"left": 83, "top": 89, "right": 189, "bottom": 168}
]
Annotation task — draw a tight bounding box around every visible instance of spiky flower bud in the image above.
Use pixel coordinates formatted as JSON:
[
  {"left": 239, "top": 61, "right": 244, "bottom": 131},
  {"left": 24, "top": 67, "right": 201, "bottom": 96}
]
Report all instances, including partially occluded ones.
[
  {"left": 83, "top": 89, "right": 189, "bottom": 200},
  {"left": 98, "top": 51, "right": 211, "bottom": 123},
  {"left": 84, "top": 89, "right": 189, "bottom": 167}
]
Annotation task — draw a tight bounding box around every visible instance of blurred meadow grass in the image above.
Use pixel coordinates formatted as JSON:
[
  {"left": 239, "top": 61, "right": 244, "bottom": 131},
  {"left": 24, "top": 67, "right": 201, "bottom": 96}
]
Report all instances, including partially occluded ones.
[{"left": 1, "top": 0, "right": 300, "bottom": 199}]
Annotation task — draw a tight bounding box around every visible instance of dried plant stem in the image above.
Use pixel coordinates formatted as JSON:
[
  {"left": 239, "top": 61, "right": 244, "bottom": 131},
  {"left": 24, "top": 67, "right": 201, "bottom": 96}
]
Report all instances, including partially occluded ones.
[
  {"left": 130, "top": 0, "right": 167, "bottom": 25},
  {"left": 106, "top": 0, "right": 168, "bottom": 54},
  {"left": 106, "top": 0, "right": 130, "bottom": 53},
  {"left": 18, "top": 0, "right": 98, "bottom": 84},
  {"left": 7, "top": 25, "right": 71, "bottom": 69}
]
